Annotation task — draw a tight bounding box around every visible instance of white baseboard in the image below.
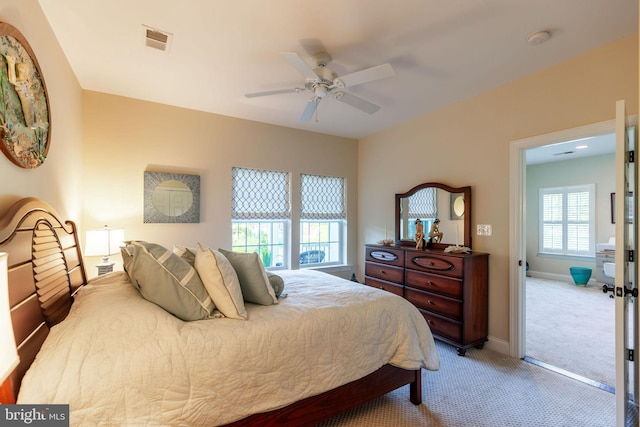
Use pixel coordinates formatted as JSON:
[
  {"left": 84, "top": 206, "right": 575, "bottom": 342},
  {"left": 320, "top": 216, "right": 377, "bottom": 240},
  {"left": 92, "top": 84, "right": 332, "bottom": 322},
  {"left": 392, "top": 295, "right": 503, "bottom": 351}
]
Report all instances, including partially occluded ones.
[
  {"left": 485, "top": 336, "right": 510, "bottom": 356},
  {"left": 527, "top": 270, "right": 598, "bottom": 286}
]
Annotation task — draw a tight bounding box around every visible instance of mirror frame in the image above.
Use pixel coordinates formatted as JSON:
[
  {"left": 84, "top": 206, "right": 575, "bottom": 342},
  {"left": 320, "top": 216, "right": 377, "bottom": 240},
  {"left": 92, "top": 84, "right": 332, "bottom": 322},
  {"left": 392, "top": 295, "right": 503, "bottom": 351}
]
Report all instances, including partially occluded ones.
[
  {"left": 395, "top": 182, "right": 471, "bottom": 249},
  {"left": 144, "top": 171, "right": 200, "bottom": 223}
]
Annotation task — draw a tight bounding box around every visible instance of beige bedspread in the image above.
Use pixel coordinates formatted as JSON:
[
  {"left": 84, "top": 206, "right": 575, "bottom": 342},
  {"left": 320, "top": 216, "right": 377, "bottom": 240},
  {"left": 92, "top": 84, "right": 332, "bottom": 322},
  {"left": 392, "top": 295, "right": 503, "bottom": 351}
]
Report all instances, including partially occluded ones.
[{"left": 18, "top": 269, "right": 439, "bottom": 426}]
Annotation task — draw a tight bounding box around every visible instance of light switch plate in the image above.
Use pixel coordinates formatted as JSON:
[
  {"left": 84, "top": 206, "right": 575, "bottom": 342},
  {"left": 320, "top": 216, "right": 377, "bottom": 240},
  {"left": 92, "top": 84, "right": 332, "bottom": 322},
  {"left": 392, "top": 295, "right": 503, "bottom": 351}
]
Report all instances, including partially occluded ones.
[{"left": 477, "top": 224, "right": 492, "bottom": 236}]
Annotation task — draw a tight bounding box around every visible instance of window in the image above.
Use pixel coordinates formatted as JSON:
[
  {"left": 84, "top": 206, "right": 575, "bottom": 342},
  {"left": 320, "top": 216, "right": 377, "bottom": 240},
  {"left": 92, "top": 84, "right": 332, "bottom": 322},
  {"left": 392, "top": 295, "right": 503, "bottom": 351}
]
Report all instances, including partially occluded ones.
[
  {"left": 300, "top": 174, "right": 346, "bottom": 266},
  {"left": 539, "top": 184, "right": 595, "bottom": 257},
  {"left": 231, "top": 167, "right": 289, "bottom": 268},
  {"left": 402, "top": 187, "right": 437, "bottom": 239}
]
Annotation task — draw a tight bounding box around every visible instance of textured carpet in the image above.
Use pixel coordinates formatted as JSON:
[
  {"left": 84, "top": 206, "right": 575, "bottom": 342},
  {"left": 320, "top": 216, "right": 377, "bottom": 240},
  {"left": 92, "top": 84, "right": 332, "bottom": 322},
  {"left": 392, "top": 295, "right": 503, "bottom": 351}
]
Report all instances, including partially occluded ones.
[
  {"left": 525, "top": 276, "right": 615, "bottom": 387},
  {"left": 318, "top": 341, "right": 614, "bottom": 426}
]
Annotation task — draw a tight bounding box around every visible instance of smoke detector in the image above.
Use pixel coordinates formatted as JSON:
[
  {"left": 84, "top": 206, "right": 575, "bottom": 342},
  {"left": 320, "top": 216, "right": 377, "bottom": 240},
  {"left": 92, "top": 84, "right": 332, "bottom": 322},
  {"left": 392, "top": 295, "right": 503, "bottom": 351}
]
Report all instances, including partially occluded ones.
[
  {"left": 527, "top": 30, "right": 552, "bottom": 46},
  {"left": 142, "top": 25, "right": 173, "bottom": 52}
]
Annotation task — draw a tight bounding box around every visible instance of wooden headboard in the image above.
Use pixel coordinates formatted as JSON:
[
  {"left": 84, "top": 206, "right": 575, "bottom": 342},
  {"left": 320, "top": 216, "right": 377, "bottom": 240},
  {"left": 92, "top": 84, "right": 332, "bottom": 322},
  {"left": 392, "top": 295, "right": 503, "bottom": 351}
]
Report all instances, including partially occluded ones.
[{"left": 0, "top": 197, "right": 88, "bottom": 402}]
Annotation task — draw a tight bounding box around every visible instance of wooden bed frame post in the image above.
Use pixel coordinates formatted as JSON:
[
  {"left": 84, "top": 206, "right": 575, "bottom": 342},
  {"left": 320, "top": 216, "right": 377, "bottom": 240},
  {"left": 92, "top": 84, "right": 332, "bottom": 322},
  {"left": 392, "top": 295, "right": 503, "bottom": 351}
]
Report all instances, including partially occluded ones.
[{"left": 410, "top": 368, "right": 422, "bottom": 405}]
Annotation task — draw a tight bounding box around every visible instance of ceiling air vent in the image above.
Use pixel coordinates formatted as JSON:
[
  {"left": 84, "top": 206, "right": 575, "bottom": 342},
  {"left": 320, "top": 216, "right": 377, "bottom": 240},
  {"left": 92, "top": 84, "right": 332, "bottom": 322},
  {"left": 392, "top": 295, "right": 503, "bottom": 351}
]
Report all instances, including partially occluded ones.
[
  {"left": 554, "top": 151, "right": 575, "bottom": 156},
  {"left": 143, "top": 25, "right": 172, "bottom": 52}
]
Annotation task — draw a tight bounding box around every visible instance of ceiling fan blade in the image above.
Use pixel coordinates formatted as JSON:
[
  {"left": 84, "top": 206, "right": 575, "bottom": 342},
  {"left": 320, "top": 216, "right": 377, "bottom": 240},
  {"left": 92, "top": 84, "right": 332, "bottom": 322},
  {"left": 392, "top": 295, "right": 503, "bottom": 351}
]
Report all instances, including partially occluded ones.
[
  {"left": 281, "top": 52, "right": 319, "bottom": 80},
  {"left": 300, "top": 98, "right": 320, "bottom": 122},
  {"left": 334, "top": 91, "right": 380, "bottom": 115},
  {"left": 335, "top": 63, "right": 395, "bottom": 88},
  {"left": 245, "top": 88, "right": 300, "bottom": 98}
]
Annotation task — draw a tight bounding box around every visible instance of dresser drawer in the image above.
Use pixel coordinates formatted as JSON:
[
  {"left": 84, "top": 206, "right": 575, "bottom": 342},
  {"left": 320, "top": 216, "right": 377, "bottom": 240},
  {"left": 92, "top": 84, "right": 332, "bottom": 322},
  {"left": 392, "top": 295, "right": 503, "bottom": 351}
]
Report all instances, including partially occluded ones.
[
  {"left": 365, "top": 262, "right": 404, "bottom": 284},
  {"left": 405, "top": 288, "right": 462, "bottom": 319},
  {"left": 419, "top": 310, "right": 462, "bottom": 342},
  {"left": 406, "top": 253, "right": 463, "bottom": 278},
  {"left": 366, "top": 246, "right": 405, "bottom": 268},
  {"left": 405, "top": 270, "right": 462, "bottom": 299},
  {"left": 364, "top": 277, "right": 404, "bottom": 297}
]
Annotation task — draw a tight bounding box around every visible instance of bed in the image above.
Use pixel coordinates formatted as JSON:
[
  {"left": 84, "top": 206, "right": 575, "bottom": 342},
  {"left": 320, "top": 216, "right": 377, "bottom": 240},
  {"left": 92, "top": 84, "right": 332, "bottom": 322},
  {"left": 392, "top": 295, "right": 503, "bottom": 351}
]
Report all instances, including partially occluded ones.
[{"left": 1, "top": 197, "right": 439, "bottom": 426}]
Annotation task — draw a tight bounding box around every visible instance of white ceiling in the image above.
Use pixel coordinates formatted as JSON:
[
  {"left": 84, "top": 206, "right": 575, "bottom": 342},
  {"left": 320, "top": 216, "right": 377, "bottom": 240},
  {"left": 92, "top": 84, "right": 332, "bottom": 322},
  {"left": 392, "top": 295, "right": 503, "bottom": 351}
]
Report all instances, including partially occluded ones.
[
  {"left": 37, "top": 0, "right": 638, "bottom": 140},
  {"left": 526, "top": 132, "right": 615, "bottom": 165}
]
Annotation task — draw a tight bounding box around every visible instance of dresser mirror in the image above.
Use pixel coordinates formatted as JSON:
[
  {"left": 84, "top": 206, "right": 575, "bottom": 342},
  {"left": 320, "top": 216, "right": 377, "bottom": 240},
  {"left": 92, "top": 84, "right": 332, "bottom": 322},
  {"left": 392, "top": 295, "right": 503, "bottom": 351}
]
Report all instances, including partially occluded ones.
[{"left": 395, "top": 182, "right": 471, "bottom": 248}]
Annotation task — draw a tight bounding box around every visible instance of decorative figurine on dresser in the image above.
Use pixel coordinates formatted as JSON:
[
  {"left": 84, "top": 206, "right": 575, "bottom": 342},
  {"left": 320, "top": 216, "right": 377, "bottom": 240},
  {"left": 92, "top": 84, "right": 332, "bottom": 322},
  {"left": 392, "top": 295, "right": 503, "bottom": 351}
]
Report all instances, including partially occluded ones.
[
  {"left": 428, "top": 218, "right": 443, "bottom": 243},
  {"left": 415, "top": 218, "right": 426, "bottom": 250},
  {"left": 364, "top": 182, "right": 489, "bottom": 356}
]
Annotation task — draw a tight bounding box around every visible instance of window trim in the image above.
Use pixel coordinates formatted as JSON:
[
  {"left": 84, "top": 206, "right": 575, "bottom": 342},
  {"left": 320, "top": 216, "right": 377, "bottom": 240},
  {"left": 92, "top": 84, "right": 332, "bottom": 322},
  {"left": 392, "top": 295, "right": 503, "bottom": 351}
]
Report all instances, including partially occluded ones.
[{"left": 538, "top": 184, "right": 595, "bottom": 258}]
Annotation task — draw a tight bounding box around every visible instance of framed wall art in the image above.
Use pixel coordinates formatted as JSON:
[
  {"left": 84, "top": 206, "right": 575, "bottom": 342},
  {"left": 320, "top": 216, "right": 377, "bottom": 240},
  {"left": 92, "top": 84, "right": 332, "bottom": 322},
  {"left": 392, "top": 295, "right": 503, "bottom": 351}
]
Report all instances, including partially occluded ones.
[
  {"left": 144, "top": 171, "right": 200, "bottom": 223},
  {"left": 0, "top": 22, "right": 50, "bottom": 169}
]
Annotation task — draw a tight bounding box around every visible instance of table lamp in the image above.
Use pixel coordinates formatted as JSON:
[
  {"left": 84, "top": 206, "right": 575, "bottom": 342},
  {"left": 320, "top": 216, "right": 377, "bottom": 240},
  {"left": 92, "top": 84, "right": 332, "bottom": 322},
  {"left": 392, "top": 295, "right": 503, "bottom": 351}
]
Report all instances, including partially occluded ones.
[{"left": 85, "top": 226, "right": 125, "bottom": 275}]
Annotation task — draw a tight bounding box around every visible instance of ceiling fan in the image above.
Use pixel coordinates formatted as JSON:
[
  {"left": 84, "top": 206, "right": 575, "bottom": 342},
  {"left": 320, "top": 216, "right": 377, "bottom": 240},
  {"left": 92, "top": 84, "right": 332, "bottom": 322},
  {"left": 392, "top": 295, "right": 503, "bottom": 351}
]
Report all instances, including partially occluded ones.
[{"left": 245, "top": 52, "right": 395, "bottom": 122}]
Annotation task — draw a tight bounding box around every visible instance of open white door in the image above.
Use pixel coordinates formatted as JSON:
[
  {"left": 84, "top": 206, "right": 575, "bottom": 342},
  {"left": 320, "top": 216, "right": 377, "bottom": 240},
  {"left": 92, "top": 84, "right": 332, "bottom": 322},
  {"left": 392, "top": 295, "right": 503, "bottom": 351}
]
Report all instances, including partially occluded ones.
[{"left": 614, "top": 99, "right": 639, "bottom": 426}]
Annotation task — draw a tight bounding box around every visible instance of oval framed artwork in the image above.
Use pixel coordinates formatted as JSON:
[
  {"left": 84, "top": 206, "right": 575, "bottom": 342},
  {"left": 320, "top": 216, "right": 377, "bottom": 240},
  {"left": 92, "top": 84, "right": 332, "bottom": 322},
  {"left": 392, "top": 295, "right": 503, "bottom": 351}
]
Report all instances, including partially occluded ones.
[{"left": 0, "top": 22, "right": 50, "bottom": 169}]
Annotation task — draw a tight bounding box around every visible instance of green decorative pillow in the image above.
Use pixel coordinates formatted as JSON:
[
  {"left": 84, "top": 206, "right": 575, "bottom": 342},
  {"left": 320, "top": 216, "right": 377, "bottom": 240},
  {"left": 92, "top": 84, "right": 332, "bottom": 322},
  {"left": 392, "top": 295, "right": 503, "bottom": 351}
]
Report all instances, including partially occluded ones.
[
  {"left": 218, "top": 248, "right": 278, "bottom": 306},
  {"left": 127, "top": 241, "right": 215, "bottom": 321},
  {"left": 194, "top": 244, "right": 247, "bottom": 320},
  {"left": 266, "top": 272, "right": 285, "bottom": 298}
]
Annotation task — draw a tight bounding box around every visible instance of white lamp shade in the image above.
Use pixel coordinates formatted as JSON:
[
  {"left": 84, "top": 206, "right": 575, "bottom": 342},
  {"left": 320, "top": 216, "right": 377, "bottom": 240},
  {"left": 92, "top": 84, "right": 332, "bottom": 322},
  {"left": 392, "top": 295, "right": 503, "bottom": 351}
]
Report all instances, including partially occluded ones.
[
  {"left": 84, "top": 227, "right": 125, "bottom": 257},
  {"left": 0, "top": 252, "right": 19, "bottom": 384}
]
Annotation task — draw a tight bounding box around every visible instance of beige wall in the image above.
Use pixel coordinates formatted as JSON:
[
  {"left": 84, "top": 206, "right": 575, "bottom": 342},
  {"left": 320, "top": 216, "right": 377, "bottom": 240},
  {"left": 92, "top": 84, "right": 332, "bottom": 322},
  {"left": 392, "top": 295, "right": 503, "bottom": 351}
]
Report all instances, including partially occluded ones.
[
  {"left": 358, "top": 35, "right": 638, "bottom": 349},
  {"left": 0, "top": 0, "right": 636, "bottom": 354},
  {"left": 526, "top": 153, "right": 615, "bottom": 278},
  {"left": 81, "top": 92, "right": 358, "bottom": 278},
  {"left": 0, "top": 0, "right": 83, "bottom": 221}
]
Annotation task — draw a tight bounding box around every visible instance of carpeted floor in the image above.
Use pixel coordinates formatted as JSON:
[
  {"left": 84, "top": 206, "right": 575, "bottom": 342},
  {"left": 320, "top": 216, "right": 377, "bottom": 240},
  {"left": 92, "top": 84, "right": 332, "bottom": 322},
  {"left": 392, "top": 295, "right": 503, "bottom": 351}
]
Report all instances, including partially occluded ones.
[
  {"left": 318, "top": 341, "right": 615, "bottom": 426},
  {"left": 525, "top": 276, "right": 615, "bottom": 387}
]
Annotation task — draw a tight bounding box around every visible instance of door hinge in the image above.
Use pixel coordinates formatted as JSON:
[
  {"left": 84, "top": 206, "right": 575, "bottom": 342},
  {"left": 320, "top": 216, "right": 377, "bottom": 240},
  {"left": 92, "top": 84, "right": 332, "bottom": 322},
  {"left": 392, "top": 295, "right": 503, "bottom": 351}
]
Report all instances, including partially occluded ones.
[
  {"left": 628, "top": 349, "right": 635, "bottom": 362},
  {"left": 629, "top": 150, "right": 635, "bottom": 163},
  {"left": 628, "top": 250, "right": 635, "bottom": 263}
]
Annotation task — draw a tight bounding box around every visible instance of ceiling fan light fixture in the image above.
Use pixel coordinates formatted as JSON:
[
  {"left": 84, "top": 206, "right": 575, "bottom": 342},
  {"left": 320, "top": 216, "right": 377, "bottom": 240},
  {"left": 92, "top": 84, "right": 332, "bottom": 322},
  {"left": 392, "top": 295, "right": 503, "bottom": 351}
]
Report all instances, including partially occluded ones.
[{"left": 315, "top": 85, "right": 328, "bottom": 98}]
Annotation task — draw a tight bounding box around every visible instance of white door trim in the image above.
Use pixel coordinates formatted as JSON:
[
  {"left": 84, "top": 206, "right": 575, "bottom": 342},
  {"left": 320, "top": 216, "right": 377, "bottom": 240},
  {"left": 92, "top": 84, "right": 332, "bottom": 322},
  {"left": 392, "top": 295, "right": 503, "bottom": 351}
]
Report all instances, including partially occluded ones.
[{"left": 508, "top": 118, "right": 624, "bottom": 358}]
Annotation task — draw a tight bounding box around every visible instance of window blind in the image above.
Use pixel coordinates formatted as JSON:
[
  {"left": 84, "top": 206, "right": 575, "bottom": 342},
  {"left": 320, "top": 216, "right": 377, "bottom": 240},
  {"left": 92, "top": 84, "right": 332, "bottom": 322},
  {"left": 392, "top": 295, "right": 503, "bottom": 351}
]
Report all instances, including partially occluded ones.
[
  {"left": 408, "top": 187, "right": 437, "bottom": 218},
  {"left": 300, "top": 174, "right": 346, "bottom": 220},
  {"left": 231, "top": 167, "right": 290, "bottom": 220}
]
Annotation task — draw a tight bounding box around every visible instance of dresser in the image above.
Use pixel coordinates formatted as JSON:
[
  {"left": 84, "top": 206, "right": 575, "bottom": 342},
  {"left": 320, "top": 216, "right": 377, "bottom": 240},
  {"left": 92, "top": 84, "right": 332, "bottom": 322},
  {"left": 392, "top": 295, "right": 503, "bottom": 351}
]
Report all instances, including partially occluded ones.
[{"left": 365, "top": 244, "right": 489, "bottom": 356}]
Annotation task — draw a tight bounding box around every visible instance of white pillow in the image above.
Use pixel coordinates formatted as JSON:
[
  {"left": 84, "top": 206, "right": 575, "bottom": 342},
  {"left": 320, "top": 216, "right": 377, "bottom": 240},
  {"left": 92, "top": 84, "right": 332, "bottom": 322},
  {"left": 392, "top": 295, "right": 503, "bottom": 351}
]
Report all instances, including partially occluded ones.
[{"left": 194, "top": 244, "right": 247, "bottom": 320}]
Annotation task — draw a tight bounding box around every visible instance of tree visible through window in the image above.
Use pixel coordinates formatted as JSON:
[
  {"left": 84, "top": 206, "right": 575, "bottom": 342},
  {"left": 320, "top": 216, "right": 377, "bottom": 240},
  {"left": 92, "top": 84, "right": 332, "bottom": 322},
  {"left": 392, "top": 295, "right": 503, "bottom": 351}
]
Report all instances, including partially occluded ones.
[{"left": 539, "top": 184, "right": 595, "bottom": 257}]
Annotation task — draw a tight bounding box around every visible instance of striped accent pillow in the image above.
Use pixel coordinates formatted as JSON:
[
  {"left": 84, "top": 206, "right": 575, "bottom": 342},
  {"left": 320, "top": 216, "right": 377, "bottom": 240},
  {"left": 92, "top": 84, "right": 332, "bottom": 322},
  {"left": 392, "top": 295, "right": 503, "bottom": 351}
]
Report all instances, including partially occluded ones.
[{"left": 127, "top": 241, "right": 215, "bottom": 321}]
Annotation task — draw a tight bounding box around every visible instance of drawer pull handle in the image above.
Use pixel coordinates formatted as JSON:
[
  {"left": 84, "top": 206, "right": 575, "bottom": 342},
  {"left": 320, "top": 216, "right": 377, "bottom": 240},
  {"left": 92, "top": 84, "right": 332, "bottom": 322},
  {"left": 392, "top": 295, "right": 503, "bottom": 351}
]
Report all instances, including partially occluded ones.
[
  {"left": 427, "top": 319, "right": 433, "bottom": 325},
  {"left": 429, "top": 262, "right": 434, "bottom": 266},
  {"left": 380, "top": 270, "right": 386, "bottom": 275},
  {"left": 427, "top": 281, "right": 433, "bottom": 286},
  {"left": 427, "top": 300, "right": 434, "bottom": 305}
]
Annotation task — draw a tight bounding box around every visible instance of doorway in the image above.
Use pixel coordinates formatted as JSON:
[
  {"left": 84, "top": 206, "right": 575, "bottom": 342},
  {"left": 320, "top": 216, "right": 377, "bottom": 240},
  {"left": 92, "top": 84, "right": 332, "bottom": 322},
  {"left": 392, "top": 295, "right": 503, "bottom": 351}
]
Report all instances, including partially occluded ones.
[
  {"left": 522, "top": 130, "right": 616, "bottom": 389},
  {"left": 509, "top": 119, "right": 622, "bottom": 366}
]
